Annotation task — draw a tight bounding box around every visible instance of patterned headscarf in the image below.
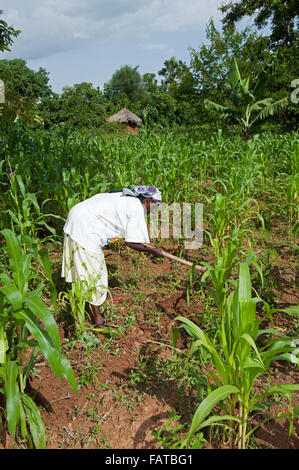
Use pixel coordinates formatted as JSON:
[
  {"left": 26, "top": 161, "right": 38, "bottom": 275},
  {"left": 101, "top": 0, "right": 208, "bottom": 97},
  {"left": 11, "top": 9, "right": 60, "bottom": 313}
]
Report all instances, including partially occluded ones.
[{"left": 122, "top": 185, "right": 162, "bottom": 203}]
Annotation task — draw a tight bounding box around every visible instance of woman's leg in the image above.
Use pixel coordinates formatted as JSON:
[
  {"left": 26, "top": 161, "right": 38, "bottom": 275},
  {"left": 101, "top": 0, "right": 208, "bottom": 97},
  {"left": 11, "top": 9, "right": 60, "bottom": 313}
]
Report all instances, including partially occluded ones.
[
  {"left": 90, "top": 304, "right": 106, "bottom": 327},
  {"left": 81, "top": 250, "right": 108, "bottom": 327}
]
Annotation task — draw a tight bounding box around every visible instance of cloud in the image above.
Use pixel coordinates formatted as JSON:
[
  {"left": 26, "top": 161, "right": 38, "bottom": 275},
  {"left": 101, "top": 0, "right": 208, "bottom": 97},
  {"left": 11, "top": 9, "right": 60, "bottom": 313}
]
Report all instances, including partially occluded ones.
[
  {"left": 141, "top": 43, "right": 173, "bottom": 52},
  {"left": 1, "top": 0, "right": 222, "bottom": 60}
]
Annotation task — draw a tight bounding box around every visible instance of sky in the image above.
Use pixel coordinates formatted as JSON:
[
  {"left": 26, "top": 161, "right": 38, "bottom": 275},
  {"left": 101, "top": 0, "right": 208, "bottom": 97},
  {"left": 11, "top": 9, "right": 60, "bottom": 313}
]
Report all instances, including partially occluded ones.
[{"left": 1, "top": 1, "right": 234, "bottom": 94}]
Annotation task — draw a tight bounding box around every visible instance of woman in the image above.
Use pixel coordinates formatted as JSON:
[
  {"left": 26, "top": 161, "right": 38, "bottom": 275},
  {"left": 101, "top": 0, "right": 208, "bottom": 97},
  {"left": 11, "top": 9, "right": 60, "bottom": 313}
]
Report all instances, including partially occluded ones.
[{"left": 62, "top": 185, "right": 163, "bottom": 327}]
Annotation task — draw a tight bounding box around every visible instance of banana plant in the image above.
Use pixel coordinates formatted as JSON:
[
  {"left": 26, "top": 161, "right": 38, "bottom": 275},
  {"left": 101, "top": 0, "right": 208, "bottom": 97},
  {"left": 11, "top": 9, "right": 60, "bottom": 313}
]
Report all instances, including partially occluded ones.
[
  {"left": 176, "top": 263, "right": 299, "bottom": 449},
  {"left": 0, "top": 229, "right": 77, "bottom": 448},
  {"left": 204, "top": 57, "right": 288, "bottom": 139}
]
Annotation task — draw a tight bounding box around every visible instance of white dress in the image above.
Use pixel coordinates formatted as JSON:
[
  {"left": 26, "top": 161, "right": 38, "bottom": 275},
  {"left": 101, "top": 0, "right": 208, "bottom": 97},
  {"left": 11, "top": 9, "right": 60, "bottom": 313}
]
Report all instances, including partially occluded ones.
[
  {"left": 61, "top": 235, "right": 108, "bottom": 306},
  {"left": 61, "top": 193, "right": 149, "bottom": 306}
]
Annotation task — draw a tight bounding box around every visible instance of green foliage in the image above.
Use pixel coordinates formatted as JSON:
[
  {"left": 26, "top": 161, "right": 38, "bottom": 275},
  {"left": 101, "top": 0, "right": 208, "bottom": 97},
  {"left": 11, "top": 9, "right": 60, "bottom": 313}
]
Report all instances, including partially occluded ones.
[
  {"left": 36, "top": 93, "right": 61, "bottom": 129},
  {"left": 59, "top": 279, "right": 97, "bottom": 335},
  {"left": 220, "top": 0, "right": 299, "bottom": 46},
  {"left": 0, "top": 10, "right": 21, "bottom": 53},
  {"left": 0, "top": 14, "right": 44, "bottom": 129},
  {"left": 142, "top": 72, "right": 159, "bottom": 95},
  {"left": 0, "top": 122, "right": 298, "bottom": 449},
  {"left": 104, "top": 65, "right": 145, "bottom": 103},
  {"left": 142, "top": 91, "right": 180, "bottom": 127},
  {"left": 0, "top": 125, "right": 297, "bottom": 220},
  {"left": 158, "top": 57, "right": 196, "bottom": 98},
  {"left": 177, "top": 263, "right": 299, "bottom": 449},
  {"left": 0, "top": 6, "right": 298, "bottom": 451},
  {"left": 0, "top": 89, "right": 43, "bottom": 129},
  {"left": 190, "top": 19, "right": 266, "bottom": 95},
  {"left": 1, "top": 172, "right": 63, "bottom": 244},
  {"left": 39, "top": 82, "right": 107, "bottom": 129},
  {"left": 204, "top": 57, "right": 289, "bottom": 138},
  {"left": 0, "top": 8, "right": 297, "bottom": 131},
  {"left": 0, "top": 229, "right": 77, "bottom": 448},
  {"left": 190, "top": 18, "right": 298, "bottom": 132},
  {"left": 0, "top": 59, "right": 52, "bottom": 101}
]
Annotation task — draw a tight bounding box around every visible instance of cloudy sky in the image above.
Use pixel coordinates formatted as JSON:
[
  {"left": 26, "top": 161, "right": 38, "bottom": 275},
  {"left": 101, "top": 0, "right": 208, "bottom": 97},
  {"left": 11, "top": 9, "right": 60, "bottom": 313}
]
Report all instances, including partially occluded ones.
[{"left": 1, "top": 1, "right": 233, "bottom": 94}]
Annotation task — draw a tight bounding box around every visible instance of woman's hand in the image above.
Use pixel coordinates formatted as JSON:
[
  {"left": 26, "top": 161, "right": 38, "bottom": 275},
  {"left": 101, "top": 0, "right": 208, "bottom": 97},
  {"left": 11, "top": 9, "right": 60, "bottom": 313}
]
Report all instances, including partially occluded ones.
[
  {"left": 125, "top": 242, "right": 164, "bottom": 258},
  {"left": 149, "top": 246, "right": 164, "bottom": 258}
]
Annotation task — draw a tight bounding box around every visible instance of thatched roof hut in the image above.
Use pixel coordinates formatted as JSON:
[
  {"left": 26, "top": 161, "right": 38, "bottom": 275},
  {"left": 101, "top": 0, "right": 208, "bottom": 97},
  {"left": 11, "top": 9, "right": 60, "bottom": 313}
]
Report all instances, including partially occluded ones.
[{"left": 107, "top": 108, "right": 143, "bottom": 134}]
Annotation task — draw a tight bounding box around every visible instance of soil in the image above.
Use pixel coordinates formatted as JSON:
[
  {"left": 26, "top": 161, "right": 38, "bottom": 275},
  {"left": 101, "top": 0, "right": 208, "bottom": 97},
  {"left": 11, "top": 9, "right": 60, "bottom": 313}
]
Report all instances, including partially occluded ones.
[{"left": 1, "top": 236, "right": 298, "bottom": 450}]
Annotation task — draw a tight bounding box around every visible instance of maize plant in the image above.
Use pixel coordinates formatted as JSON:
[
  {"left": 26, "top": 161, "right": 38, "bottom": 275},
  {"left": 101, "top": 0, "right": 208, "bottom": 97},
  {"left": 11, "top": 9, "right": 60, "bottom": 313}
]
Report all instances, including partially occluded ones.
[
  {"left": 2, "top": 172, "right": 63, "bottom": 246},
  {"left": 0, "top": 229, "right": 77, "bottom": 448},
  {"left": 176, "top": 263, "right": 299, "bottom": 449}
]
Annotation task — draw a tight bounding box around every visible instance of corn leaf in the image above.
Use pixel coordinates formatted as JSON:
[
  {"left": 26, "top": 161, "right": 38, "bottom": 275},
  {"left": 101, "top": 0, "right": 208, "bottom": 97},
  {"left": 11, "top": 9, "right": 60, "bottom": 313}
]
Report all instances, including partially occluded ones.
[
  {"left": 270, "top": 305, "right": 299, "bottom": 316},
  {"left": 249, "top": 384, "right": 299, "bottom": 409},
  {"left": 16, "top": 308, "right": 77, "bottom": 392},
  {"left": 186, "top": 385, "right": 239, "bottom": 439},
  {"left": 0, "top": 338, "right": 5, "bottom": 364},
  {"left": 15, "top": 174, "right": 26, "bottom": 197},
  {"left": 21, "top": 393, "right": 46, "bottom": 449},
  {"left": 19, "top": 399, "right": 28, "bottom": 443},
  {"left": 0, "top": 277, "right": 23, "bottom": 311},
  {"left": 15, "top": 309, "right": 64, "bottom": 380},
  {"left": 59, "top": 355, "right": 78, "bottom": 393},
  {"left": 24, "top": 294, "right": 60, "bottom": 352},
  {"left": 1, "top": 229, "right": 24, "bottom": 290},
  {"left": 38, "top": 248, "right": 57, "bottom": 309},
  {"left": 238, "top": 263, "right": 251, "bottom": 300},
  {"left": 177, "top": 316, "right": 227, "bottom": 382},
  {"left": 241, "top": 333, "right": 264, "bottom": 368},
  {"left": 5, "top": 360, "right": 21, "bottom": 440}
]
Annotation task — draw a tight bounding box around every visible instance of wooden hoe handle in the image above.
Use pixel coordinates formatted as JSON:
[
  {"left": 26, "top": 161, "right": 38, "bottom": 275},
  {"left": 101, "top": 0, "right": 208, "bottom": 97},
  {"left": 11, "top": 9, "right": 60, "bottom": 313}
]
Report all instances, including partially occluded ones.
[{"left": 160, "top": 250, "right": 207, "bottom": 272}]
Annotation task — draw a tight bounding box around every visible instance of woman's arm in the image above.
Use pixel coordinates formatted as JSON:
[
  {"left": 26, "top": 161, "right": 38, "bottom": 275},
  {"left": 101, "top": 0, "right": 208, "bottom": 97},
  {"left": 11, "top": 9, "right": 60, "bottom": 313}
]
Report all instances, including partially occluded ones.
[{"left": 125, "top": 241, "right": 164, "bottom": 258}]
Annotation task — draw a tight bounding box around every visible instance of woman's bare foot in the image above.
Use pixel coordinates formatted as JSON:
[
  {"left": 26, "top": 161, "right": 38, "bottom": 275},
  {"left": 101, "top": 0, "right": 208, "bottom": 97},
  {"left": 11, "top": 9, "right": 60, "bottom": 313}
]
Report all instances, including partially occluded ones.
[
  {"left": 106, "top": 295, "right": 124, "bottom": 304},
  {"left": 90, "top": 304, "right": 106, "bottom": 327}
]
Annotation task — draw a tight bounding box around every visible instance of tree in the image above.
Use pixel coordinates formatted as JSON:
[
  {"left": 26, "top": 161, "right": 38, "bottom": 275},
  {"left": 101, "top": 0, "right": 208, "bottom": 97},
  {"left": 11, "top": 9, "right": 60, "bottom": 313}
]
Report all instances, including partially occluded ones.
[
  {"left": 104, "top": 65, "right": 145, "bottom": 103},
  {"left": 0, "top": 11, "right": 43, "bottom": 128},
  {"left": 37, "top": 93, "right": 61, "bottom": 129},
  {"left": 204, "top": 57, "right": 288, "bottom": 139},
  {"left": 158, "top": 57, "right": 189, "bottom": 92},
  {"left": 0, "top": 9, "right": 21, "bottom": 52},
  {"left": 141, "top": 91, "right": 179, "bottom": 127},
  {"left": 56, "top": 82, "right": 106, "bottom": 128},
  {"left": 220, "top": 0, "right": 299, "bottom": 46},
  {"left": 189, "top": 17, "right": 298, "bottom": 130},
  {"left": 0, "top": 59, "right": 52, "bottom": 100},
  {"left": 157, "top": 57, "right": 199, "bottom": 125},
  {"left": 142, "top": 73, "right": 159, "bottom": 95},
  {"left": 190, "top": 19, "right": 271, "bottom": 98},
  {"left": 0, "top": 89, "right": 44, "bottom": 129}
]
